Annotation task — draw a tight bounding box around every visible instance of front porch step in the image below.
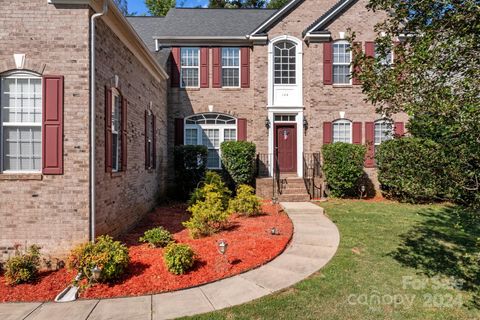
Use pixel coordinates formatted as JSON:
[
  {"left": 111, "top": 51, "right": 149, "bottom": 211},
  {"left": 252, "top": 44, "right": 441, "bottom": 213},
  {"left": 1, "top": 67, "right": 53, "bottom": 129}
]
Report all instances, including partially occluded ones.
[
  {"left": 281, "top": 187, "right": 309, "bottom": 195},
  {"left": 278, "top": 194, "right": 311, "bottom": 202}
]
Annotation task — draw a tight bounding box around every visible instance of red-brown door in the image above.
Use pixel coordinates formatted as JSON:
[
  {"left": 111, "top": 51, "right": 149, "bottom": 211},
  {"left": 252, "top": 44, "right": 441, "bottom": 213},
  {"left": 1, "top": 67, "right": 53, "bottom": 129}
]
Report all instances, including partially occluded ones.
[{"left": 275, "top": 124, "right": 297, "bottom": 172}]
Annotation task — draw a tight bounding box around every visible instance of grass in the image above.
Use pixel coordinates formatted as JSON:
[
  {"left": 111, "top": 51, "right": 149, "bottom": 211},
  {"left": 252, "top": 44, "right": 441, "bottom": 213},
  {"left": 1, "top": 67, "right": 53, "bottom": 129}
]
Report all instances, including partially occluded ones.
[{"left": 182, "top": 200, "right": 480, "bottom": 320}]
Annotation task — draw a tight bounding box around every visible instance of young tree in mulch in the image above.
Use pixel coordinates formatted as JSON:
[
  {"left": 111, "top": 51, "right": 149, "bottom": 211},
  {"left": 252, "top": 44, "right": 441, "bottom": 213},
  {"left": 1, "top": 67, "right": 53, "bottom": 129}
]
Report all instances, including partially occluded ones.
[{"left": 350, "top": 0, "right": 480, "bottom": 212}]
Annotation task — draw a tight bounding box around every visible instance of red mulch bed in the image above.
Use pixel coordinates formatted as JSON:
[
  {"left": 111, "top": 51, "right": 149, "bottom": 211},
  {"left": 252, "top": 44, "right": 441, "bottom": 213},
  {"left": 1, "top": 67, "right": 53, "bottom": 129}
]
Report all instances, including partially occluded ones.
[{"left": 0, "top": 201, "right": 292, "bottom": 302}]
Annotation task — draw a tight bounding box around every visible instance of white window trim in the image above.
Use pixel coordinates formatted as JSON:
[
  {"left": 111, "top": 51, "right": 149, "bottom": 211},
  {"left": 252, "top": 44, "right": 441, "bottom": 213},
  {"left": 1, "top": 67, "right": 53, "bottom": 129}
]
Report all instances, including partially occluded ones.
[
  {"left": 180, "top": 48, "right": 200, "bottom": 89},
  {"left": 221, "top": 47, "right": 241, "bottom": 88},
  {"left": 374, "top": 119, "right": 393, "bottom": 146},
  {"left": 332, "top": 119, "right": 353, "bottom": 143},
  {"left": 273, "top": 40, "right": 297, "bottom": 85},
  {"left": 111, "top": 88, "right": 121, "bottom": 172},
  {"left": 333, "top": 40, "right": 352, "bottom": 85},
  {"left": 1, "top": 71, "right": 42, "bottom": 173}
]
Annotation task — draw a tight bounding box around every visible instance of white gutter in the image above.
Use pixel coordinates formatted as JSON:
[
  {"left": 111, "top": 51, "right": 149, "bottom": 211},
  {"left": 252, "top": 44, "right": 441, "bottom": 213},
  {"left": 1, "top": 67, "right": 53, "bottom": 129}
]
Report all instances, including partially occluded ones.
[{"left": 90, "top": 0, "right": 108, "bottom": 243}]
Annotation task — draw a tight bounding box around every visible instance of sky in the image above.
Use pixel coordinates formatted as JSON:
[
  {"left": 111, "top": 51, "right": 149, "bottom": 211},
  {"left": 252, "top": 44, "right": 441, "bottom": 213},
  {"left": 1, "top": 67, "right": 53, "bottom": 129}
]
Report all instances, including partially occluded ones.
[{"left": 128, "top": 0, "right": 209, "bottom": 15}]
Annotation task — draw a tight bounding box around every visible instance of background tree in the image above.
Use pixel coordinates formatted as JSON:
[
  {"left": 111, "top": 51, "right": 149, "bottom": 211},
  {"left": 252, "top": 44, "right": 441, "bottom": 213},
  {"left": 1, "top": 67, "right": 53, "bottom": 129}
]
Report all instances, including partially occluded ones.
[
  {"left": 113, "top": 0, "right": 129, "bottom": 15},
  {"left": 145, "top": 0, "right": 176, "bottom": 16},
  {"left": 266, "top": 0, "right": 289, "bottom": 9},
  {"left": 208, "top": 0, "right": 266, "bottom": 8},
  {"left": 351, "top": 0, "right": 480, "bottom": 210}
]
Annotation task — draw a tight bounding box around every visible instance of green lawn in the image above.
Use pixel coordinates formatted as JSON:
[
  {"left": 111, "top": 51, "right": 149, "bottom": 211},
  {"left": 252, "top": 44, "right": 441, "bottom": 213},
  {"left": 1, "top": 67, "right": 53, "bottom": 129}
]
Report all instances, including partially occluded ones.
[{"left": 183, "top": 200, "right": 480, "bottom": 320}]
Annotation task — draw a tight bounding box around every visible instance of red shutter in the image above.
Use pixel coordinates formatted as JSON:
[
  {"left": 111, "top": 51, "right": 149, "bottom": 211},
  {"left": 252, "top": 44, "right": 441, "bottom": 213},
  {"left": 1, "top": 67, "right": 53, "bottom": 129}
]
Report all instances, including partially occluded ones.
[
  {"left": 174, "top": 118, "right": 184, "bottom": 145},
  {"left": 352, "top": 122, "right": 362, "bottom": 144},
  {"left": 323, "top": 122, "right": 332, "bottom": 144},
  {"left": 200, "top": 48, "right": 209, "bottom": 88},
  {"left": 121, "top": 97, "right": 127, "bottom": 171},
  {"left": 212, "top": 48, "right": 221, "bottom": 88},
  {"left": 394, "top": 122, "right": 404, "bottom": 137},
  {"left": 42, "top": 75, "right": 64, "bottom": 175},
  {"left": 240, "top": 47, "right": 250, "bottom": 88},
  {"left": 145, "top": 110, "right": 150, "bottom": 169},
  {"left": 237, "top": 118, "right": 247, "bottom": 141},
  {"left": 364, "top": 122, "right": 375, "bottom": 167},
  {"left": 365, "top": 41, "right": 375, "bottom": 58},
  {"left": 352, "top": 42, "right": 362, "bottom": 85},
  {"left": 152, "top": 114, "right": 157, "bottom": 169},
  {"left": 323, "top": 42, "right": 333, "bottom": 85},
  {"left": 105, "top": 87, "right": 112, "bottom": 173},
  {"left": 171, "top": 47, "right": 181, "bottom": 87}
]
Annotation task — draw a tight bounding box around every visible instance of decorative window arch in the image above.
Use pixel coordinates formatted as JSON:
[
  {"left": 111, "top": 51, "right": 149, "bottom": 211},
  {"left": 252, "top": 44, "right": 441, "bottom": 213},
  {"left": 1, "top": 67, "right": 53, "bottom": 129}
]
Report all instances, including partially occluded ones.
[
  {"left": 374, "top": 119, "right": 393, "bottom": 149},
  {"left": 333, "top": 40, "right": 351, "bottom": 84},
  {"left": 184, "top": 113, "right": 237, "bottom": 169},
  {"left": 332, "top": 119, "right": 352, "bottom": 143},
  {"left": 273, "top": 40, "right": 297, "bottom": 85},
  {"left": 0, "top": 70, "right": 42, "bottom": 172}
]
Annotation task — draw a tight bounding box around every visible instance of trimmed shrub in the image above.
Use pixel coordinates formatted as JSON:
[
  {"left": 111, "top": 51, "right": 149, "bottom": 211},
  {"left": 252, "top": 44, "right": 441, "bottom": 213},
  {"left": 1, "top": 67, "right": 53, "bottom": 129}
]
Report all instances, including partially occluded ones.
[
  {"left": 139, "top": 227, "right": 172, "bottom": 248},
  {"left": 183, "top": 184, "right": 231, "bottom": 238},
  {"left": 376, "top": 137, "right": 449, "bottom": 202},
  {"left": 67, "top": 235, "right": 129, "bottom": 283},
  {"left": 220, "top": 141, "right": 256, "bottom": 187},
  {"left": 228, "top": 184, "right": 262, "bottom": 216},
  {"left": 4, "top": 245, "right": 41, "bottom": 285},
  {"left": 188, "top": 171, "right": 231, "bottom": 209},
  {"left": 174, "top": 145, "right": 208, "bottom": 199},
  {"left": 322, "top": 142, "right": 367, "bottom": 198},
  {"left": 163, "top": 243, "right": 196, "bottom": 275}
]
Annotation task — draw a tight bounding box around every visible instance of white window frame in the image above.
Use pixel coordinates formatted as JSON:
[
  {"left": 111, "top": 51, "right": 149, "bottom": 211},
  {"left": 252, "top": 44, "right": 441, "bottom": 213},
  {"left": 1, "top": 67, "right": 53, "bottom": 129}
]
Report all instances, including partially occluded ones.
[
  {"left": 184, "top": 113, "right": 237, "bottom": 169},
  {"left": 332, "top": 119, "right": 352, "bottom": 143},
  {"left": 333, "top": 41, "right": 352, "bottom": 85},
  {"left": 273, "top": 40, "right": 297, "bottom": 85},
  {"left": 180, "top": 48, "right": 200, "bottom": 88},
  {"left": 0, "top": 71, "right": 42, "bottom": 173},
  {"left": 374, "top": 119, "right": 393, "bottom": 149},
  {"left": 111, "top": 88, "right": 122, "bottom": 172},
  {"left": 221, "top": 47, "right": 241, "bottom": 88}
]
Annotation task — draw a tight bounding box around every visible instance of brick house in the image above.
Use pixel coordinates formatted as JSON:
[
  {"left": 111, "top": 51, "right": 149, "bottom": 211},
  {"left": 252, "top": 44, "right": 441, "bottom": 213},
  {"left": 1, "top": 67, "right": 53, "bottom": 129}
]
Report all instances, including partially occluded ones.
[
  {"left": 0, "top": 0, "right": 168, "bottom": 261},
  {"left": 129, "top": 0, "right": 408, "bottom": 201}
]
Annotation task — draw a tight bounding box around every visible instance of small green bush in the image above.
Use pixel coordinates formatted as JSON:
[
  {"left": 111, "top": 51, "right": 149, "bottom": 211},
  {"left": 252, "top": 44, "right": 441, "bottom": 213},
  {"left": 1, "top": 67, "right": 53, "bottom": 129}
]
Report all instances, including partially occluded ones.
[
  {"left": 228, "top": 184, "right": 262, "bottom": 216},
  {"left": 220, "top": 141, "right": 256, "bottom": 187},
  {"left": 4, "top": 245, "right": 41, "bottom": 285},
  {"left": 163, "top": 243, "right": 196, "bottom": 275},
  {"left": 376, "top": 137, "right": 449, "bottom": 202},
  {"left": 322, "top": 142, "right": 367, "bottom": 198},
  {"left": 139, "top": 227, "right": 172, "bottom": 248},
  {"left": 67, "top": 235, "right": 130, "bottom": 283},
  {"left": 188, "top": 171, "right": 231, "bottom": 209},
  {"left": 174, "top": 145, "right": 208, "bottom": 199},
  {"left": 184, "top": 185, "right": 231, "bottom": 238}
]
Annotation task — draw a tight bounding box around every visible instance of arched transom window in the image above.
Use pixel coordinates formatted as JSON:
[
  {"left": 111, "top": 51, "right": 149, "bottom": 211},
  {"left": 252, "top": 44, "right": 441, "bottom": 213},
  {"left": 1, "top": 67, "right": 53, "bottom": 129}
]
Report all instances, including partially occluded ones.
[
  {"left": 274, "top": 40, "right": 296, "bottom": 84},
  {"left": 185, "top": 113, "right": 237, "bottom": 169}
]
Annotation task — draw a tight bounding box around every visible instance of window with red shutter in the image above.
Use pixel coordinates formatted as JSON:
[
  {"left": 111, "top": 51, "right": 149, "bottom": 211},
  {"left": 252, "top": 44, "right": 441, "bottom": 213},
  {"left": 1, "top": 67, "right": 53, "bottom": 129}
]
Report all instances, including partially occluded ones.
[
  {"left": 323, "top": 122, "right": 333, "bottom": 144},
  {"left": 105, "top": 87, "right": 113, "bottom": 173},
  {"left": 174, "top": 118, "right": 184, "bottom": 145},
  {"left": 323, "top": 42, "right": 333, "bottom": 85},
  {"left": 171, "top": 47, "right": 181, "bottom": 87},
  {"left": 240, "top": 47, "right": 250, "bottom": 88},
  {"left": 352, "top": 122, "right": 362, "bottom": 144},
  {"left": 364, "top": 122, "right": 375, "bottom": 167},
  {"left": 121, "top": 97, "right": 127, "bottom": 171},
  {"left": 200, "top": 48, "right": 209, "bottom": 88},
  {"left": 212, "top": 48, "right": 221, "bottom": 88},
  {"left": 237, "top": 118, "right": 247, "bottom": 141},
  {"left": 352, "top": 42, "right": 362, "bottom": 85}
]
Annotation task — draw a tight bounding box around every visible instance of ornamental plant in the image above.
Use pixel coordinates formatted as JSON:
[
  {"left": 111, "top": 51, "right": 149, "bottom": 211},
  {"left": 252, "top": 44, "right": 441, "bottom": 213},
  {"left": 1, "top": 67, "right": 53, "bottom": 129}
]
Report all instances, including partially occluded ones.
[
  {"left": 188, "top": 171, "right": 231, "bottom": 210},
  {"left": 322, "top": 142, "right": 366, "bottom": 198},
  {"left": 174, "top": 145, "right": 208, "bottom": 200},
  {"left": 228, "top": 184, "right": 262, "bottom": 216},
  {"left": 67, "top": 235, "right": 129, "bottom": 283},
  {"left": 220, "top": 141, "right": 256, "bottom": 187},
  {"left": 184, "top": 184, "right": 231, "bottom": 238},
  {"left": 4, "top": 245, "right": 41, "bottom": 285},
  {"left": 139, "top": 227, "right": 172, "bottom": 248},
  {"left": 163, "top": 243, "right": 196, "bottom": 275}
]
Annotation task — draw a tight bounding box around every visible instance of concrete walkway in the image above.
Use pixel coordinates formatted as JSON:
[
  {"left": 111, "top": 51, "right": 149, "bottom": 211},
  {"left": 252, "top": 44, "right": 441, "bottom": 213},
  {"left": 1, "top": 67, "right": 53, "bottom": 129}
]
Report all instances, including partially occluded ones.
[{"left": 1, "top": 202, "right": 339, "bottom": 320}]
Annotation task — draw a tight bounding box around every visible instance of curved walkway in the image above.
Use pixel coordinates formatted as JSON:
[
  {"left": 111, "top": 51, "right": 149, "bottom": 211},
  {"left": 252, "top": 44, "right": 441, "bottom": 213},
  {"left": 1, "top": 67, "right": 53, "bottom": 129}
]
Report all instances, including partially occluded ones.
[{"left": 1, "top": 202, "right": 340, "bottom": 320}]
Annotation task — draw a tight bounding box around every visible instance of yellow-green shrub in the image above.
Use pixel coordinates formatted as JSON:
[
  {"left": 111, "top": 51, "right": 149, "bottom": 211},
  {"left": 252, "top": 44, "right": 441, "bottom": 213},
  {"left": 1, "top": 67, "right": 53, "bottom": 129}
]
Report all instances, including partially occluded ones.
[
  {"left": 163, "top": 243, "right": 196, "bottom": 275},
  {"left": 188, "top": 171, "right": 231, "bottom": 209},
  {"left": 228, "top": 184, "right": 262, "bottom": 216},
  {"left": 139, "top": 227, "right": 172, "bottom": 248},
  {"left": 4, "top": 245, "right": 41, "bottom": 285}
]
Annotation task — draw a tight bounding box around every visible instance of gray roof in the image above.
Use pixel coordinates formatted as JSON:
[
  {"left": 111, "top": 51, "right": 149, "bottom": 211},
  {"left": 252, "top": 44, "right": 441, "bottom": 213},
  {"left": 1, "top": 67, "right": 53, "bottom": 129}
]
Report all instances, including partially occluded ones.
[{"left": 128, "top": 8, "right": 277, "bottom": 40}]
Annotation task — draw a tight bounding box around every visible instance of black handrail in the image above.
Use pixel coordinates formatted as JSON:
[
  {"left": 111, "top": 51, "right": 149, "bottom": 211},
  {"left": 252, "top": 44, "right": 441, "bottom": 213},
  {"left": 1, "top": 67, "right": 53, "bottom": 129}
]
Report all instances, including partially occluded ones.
[
  {"left": 303, "top": 152, "right": 322, "bottom": 199},
  {"left": 273, "top": 148, "right": 282, "bottom": 198}
]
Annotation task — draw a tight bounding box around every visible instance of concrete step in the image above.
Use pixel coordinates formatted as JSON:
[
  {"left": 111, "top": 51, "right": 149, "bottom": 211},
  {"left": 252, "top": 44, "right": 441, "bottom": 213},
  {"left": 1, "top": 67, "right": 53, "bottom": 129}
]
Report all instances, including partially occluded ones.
[
  {"left": 282, "top": 187, "right": 309, "bottom": 195},
  {"left": 278, "top": 194, "right": 311, "bottom": 202}
]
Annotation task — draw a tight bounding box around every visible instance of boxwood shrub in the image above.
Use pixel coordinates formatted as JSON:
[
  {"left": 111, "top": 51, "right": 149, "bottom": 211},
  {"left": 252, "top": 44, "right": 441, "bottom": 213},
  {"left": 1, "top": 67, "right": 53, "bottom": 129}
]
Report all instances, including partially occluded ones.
[
  {"left": 376, "top": 137, "right": 449, "bottom": 202},
  {"left": 4, "top": 245, "right": 41, "bottom": 285},
  {"left": 322, "top": 142, "right": 366, "bottom": 198},
  {"left": 163, "top": 243, "right": 196, "bottom": 275},
  {"left": 139, "top": 227, "right": 172, "bottom": 248},
  {"left": 174, "top": 145, "right": 208, "bottom": 199},
  {"left": 220, "top": 141, "right": 256, "bottom": 187}
]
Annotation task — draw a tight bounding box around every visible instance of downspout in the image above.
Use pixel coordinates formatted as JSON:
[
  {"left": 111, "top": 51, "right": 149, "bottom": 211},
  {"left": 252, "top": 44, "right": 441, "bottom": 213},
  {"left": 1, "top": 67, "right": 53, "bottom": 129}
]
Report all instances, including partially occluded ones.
[{"left": 90, "top": 0, "right": 108, "bottom": 243}]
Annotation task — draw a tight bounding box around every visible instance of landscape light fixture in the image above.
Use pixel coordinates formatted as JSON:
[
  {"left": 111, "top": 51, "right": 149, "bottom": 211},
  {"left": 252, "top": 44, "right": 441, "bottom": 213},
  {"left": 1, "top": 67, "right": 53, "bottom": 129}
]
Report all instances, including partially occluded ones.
[{"left": 218, "top": 239, "right": 228, "bottom": 255}]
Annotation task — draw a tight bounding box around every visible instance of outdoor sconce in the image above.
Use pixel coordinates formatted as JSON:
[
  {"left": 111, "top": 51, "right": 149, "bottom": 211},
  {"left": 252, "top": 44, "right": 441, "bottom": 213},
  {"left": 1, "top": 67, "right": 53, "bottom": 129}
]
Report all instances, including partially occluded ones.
[
  {"left": 218, "top": 239, "right": 228, "bottom": 255},
  {"left": 91, "top": 266, "right": 102, "bottom": 282},
  {"left": 265, "top": 117, "right": 271, "bottom": 129},
  {"left": 271, "top": 227, "right": 280, "bottom": 235},
  {"left": 303, "top": 116, "right": 308, "bottom": 131}
]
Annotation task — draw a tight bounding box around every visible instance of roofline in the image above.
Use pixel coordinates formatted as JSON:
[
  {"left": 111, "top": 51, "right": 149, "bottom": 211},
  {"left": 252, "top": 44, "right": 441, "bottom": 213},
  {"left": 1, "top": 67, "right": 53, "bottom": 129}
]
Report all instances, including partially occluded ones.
[
  {"left": 155, "top": 36, "right": 268, "bottom": 47},
  {"left": 249, "top": 0, "right": 303, "bottom": 36},
  {"left": 303, "top": 0, "right": 357, "bottom": 38}
]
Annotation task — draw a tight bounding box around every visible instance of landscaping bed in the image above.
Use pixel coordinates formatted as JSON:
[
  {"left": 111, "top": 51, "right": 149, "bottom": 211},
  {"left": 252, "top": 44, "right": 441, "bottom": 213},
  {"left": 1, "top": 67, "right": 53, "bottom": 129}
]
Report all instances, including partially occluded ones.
[{"left": 0, "top": 201, "right": 292, "bottom": 302}]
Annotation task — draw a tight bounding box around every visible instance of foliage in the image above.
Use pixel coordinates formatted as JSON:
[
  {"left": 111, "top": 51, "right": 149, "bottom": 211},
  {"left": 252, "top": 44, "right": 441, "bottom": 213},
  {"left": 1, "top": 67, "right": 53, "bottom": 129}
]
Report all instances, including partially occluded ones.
[
  {"left": 188, "top": 171, "right": 231, "bottom": 209},
  {"left": 113, "top": 0, "right": 129, "bottom": 15},
  {"left": 220, "top": 141, "right": 256, "bottom": 187},
  {"left": 67, "top": 235, "right": 129, "bottom": 283},
  {"left": 174, "top": 145, "right": 208, "bottom": 200},
  {"left": 350, "top": 0, "right": 480, "bottom": 211},
  {"left": 266, "top": 0, "right": 289, "bottom": 9},
  {"left": 228, "top": 184, "right": 262, "bottom": 216},
  {"left": 163, "top": 243, "right": 196, "bottom": 275},
  {"left": 208, "top": 0, "right": 265, "bottom": 8},
  {"left": 376, "top": 137, "right": 450, "bottom": 203},
  {"left": 145, "top": 0, "right": 176, "bottom": 16},
  {"left": 184, "top": 185, "right": 231, "bottom": 238},
  {"left": 4, "top": 245, "right": 41, "bottom": 285},
  {"left": 322, "top": 143, "right": 366, "bottom": 198},
  {"left": 139, "top": 227, "right": 172, "bottom": 248}
]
